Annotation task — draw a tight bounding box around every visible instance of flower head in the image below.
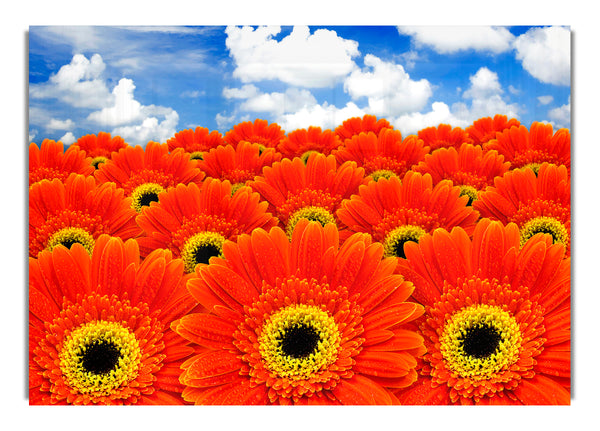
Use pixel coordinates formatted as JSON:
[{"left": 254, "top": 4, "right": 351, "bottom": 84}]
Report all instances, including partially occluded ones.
[
  {"left": 414, "top": 143, "right": 510, "bottom": 205},
  {"left": 334, "top": 114, "right": 392, "bottom": 144},
  {"left": 334, "top": 129, "right": 428, "bottom": 181},
  {"left": 249, "top": 153, "right": 365, "bottom": 238},
  {"left": 465, "top": 114, "right": 521, "bottom": 146},
  {"left": 395, "top": 219, "right": 570, "bottom": 404},
  {"left": 95, "top": 141, "right": 205, "bottom": 212},
  {"left": 337, "top": 171, "right": 480, "bottom": 255},
  {"left": 29, "top": 140, "right": 94, "bottom": 187},
  {"left": 73, "top": 132, "right": 128, "bottom": 169},
  {"left": 166, "top": 127, "right": 225, "bottom": 161},
  {"left": 135, "top": 178, "right": 278, "bottom": 273},
  {"left": 224, "top": 119, "right": 285, "bottom": 150},
  {"left": 484, "top": 122, "right": 570, "bottom": 175},
  {"left": 278, "top": 126, "right": 344, "bottom": 161},
  {"left": 474, "top": 163, "right": 571, "bottom": 253},
  {"left": 174, "top": 220, "right": 425, "bottom": 404},
  {"left": 418, "top": 124, "right": 472, "bottom": 152},
  {"left": 29, "top": 235, "right": 199, "bottom": 404},
  {"left": 198, "top": 141, "right": 281, "bottom": 193},
  {"left": 29, "top": 173, "right": 141, "bottom": 258}
]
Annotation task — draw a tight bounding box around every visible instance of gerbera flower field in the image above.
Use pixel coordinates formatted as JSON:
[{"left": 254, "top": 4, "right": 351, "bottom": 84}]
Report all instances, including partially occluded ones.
[{"left": 28, "top": 114, "right": 571, "bottom": 406}]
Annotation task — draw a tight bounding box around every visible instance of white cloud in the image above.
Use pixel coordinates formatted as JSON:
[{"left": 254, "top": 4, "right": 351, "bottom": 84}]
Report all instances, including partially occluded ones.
[
  {"left": 548, "top": 96, "right": 571, "bottom": 129},
  {"left": 538, "top": 95, "right": 554, "bottom": 105},
  {"left": 239, "top": 88, "right": 317, "bottom": 118},
  {"left": 29, "top": 130, "right": 38, "bottom": 143},
  {"left": 344, "top": 54, "right": 432, "bottom": 117},
  {"left": 215, "top": 111, "right": 238, "bottom": 130},
  {"left": 514, "top": 26, "right": 570, "bottom": 86},
  {"left": 47, "top": 118, "right": 75, "bottom": 131},
  {"left": 391, "top": 102, "right": 469, "bottom": 135},
  {"left": 508, "top": 85, "right": 521, "bottom": 95},
  {"left": 397, "top": 26, "right": 515, "bottom": 54},
  {"left": 29, "top": 53, "right": 112, "bottom": 108},
  {"left": 59, "top": 132, "right": 76, "bottom": 145},
  {"left": 462, "top": 67, "right": 502, "bottom": 100},
  {"left": 276, "top": 101, "right": 366, "bottom": 131},
  {"left": 225, "top": 25, "right": 360, "bottom": 88},
  {"left": 223, "top": 84, "right": 260, "bottom": 99},
  {"left": 86, "top": 78, "right": 143, "bottom": 126},
  {"left": 112, "top": 110, "right": 179, "bottom": 146}
]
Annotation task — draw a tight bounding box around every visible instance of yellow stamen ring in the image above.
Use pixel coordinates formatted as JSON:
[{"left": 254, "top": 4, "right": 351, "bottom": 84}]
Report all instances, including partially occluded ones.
[
  {"left": 459, "top": 185, "right": 479, "bottom": 206},
  {"left": 59, "top": 320, "right": 141, "bottom": 396},
  {"left": 91, "top": 156, "right": 108, "bottom": 169},
  {"left": 383, "top": 225, "right": 427, "bottom": 259},
  {"left": 439, "top": 304, "right": 522, "bottom": 380},
  {"left": 370, "top": 169, "right": 396, "bottom": 182},
  {"left": 259, "top": 304, "right": 340, "bottom": 380},
  {"left": 46, "top": 227, "right": 95, "bottom": 255},
  {"left": 181, "top": 231, "right": 226, "bottom": 273},
  {"left": 130, "top": 182, "right": 165, "bottom": 212},
  {"left": 189, "top": 151, "right": 204, "bottom": 161},
  {"left": 520, "top": 216, "right": 569, "bottom": 247},
  {"left": 286, "top": 206, "right": 336, "bottom": 237}
]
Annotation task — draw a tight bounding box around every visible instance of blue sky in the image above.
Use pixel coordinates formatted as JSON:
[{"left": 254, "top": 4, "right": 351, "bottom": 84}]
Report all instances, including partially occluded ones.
[{"left": 28, "top": 25, "right": 571, "bottom": 147}]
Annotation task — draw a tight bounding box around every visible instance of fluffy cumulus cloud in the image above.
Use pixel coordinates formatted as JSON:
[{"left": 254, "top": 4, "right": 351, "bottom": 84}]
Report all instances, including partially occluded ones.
[
  {"left": 397, "top": 26, "right": 515, "bottom": 54},
  {"left": 225, "top": 25, "right": 360, "bottom": 88},
  {"left": 514, "top": 26, "right": 570, "bottom": 86},
  {"left": 29, "top": 53, "right": 112, "bottom": 108},
  {"left": 59, "top": 132, "right": 77, "bottom": 145},
  {"left": 538, "top": 95, "right": 554, "bottom": 105},
  {"left": 276, "top": 102, "right": 366, "bottom": 132},
  {"left": 392, "top": 102, "right": 468, "bottom": 135},
  {"left": 548, "top": 96, "right": 571, "bottom": 129},
  {"left": 344, "top": 54, "right": 432, "bottom": 117},
  {"left": 29, "top": 53, "right": 181, "bottom": 146}
]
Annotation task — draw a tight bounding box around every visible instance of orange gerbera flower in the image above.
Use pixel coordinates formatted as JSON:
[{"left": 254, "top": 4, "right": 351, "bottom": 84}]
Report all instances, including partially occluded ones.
[
  {"left": 277, "top": 126, "right": 344, "bottom": 161},
  {"left": 29, "top": 235, "right": 199, "bottom": 404},
  {"left": 333, "top": 129, "right": 428, "bottom": 182},
  {"left": 224, "top": 119, "right": 285, "bottom": 150},
  {"left": 465, "top": 114, "right": 521, "bottom": 145},
  {"left": 474, "top": 163, "right": 571, "bottom": 253},
  {"left": 29, "top": 173, "right": 141, "bottom": 258},
  {"left": 73, "top": 132, "right": 128, "bottom": 169},
  {"left": 198, "top": 141, "right": 281, "bottom": 193},
  {"left": 337, "top": 171, "right": 479, "bottom": 255},
  {"left": 135, "top": 178, "right": 278, "bottom": 273},
  {"left": 417, "top": 124, "right": 472, "bottom": 152},
  {"left": 95, "top": 141, "right": 205, "bottom": 213},
  {"left": 166, "top": 126, "right": 225, "bottom": 161},
  {"left": 249, "top": 153, "right": 365, "bottom": 238},
  {"left": 29, "top": 139, "right": 94, "bottom": 187},
  {"left": 484, "top": 122, "right": 571, "bottom": 175},
  {"left": 395, "top": 219, "right": 570, "bottom": 404},
  {"left": 334, "top": 114, "right": 392, "bottom": 143},
  {"left": 173, "top": 220, "right": 425, "bottom": 405},
  {"left": 414, "top": 143, "right": 510, "bottom": 205}
]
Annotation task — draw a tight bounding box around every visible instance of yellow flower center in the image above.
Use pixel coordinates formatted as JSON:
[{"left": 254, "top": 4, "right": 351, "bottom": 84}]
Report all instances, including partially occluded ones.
[
  {"left": 300, "top": 150, "right": 319, "bottom": 164},
  {"left": 370, "top": 169, "right": 396, "bottom": 181},
  {"left": 286, "top": 206, "right": 336, "bottom": 237},
  {"left": 259, "top": 304, "right": 341, "bottom": 380},
  {"left": 522, "top": 163, "right": 542, "bottom": 176},
  {"left": 91, "top": 156, "right": 108, "bottom": 169},
  {"left": 231, "top": 182, "right": 246, "bottom": 195},
  {"left": 459, "top": 185, "right": 479, "bottom": 206},
  {"left": 439, "top": 304, "right": 522, "bottom": 380},
  {"left": 189, "top": 151, "right": 204, "bottom": 161},
  {"left": 59, "top": 320, "right": 141, "bottom": 396},
  {"left": 181, "top": 231, "right": 226, "bottom": 273},
  {"left": 130, "top": 182, "right": 165, "bottom": 212},
  {"left": 520, "top": 216, "right": 569, "bottom": 247},
  {"left": 46, "top": 227, "right": 95, "bottom": 255},
  {"left": 383, "top": 224, "right": 427, "bottom": 259}
]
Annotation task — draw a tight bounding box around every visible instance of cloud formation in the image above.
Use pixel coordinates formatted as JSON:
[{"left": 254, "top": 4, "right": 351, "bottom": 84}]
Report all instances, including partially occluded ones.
[
  {"left": 514, "top": 26, "right": 570, "bottom": 86},
  {"left": 225, "top": 26, "right": 360, "bottom": 88},
  {"left": 397, "top": 26, "right": 515, "bottom": 54}
]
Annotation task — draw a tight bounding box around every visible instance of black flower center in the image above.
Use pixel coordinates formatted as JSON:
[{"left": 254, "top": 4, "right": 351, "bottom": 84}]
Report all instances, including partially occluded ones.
[
  {"left": 59, "top": 238, "right": 81, "bottom": 249},
  {"left": 79, "top": 340, "right": 122, "bottom": 375},
  {"left": 139, "top": 191, "right": 159, "bottom": 207},
  {"left": 192, "top": 242, "right": 222, "bottom": 265},
  {"left": 459, "top": 324, "right": 502, "bottom": 359},
  {"left": 280, "top": 324, "right": 320, "bottom": 358}
]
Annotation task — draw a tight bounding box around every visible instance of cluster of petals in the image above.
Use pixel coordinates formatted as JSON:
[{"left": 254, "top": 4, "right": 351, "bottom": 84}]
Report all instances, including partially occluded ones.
[{"left": 28, "top": 114, "right": 571, "bottom": 405}]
